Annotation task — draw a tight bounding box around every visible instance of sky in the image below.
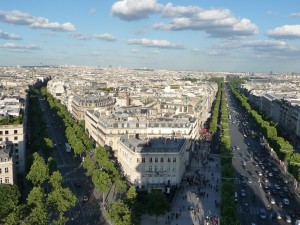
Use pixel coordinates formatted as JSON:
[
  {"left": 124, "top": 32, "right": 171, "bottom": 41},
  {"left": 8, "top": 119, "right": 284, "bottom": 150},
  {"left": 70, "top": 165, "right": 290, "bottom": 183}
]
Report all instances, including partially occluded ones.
[{"left": 1, "top": 0, "right": 300, "bottom": 72}]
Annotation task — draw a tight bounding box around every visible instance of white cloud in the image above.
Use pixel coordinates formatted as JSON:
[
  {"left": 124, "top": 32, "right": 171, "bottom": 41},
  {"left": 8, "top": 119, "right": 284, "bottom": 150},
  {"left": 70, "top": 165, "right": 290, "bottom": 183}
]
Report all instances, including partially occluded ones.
[
  {"left": 127, "top": 38, "right": 184, "bottom": 49},
  {"left": 0, "top": 30, "right": 22, "bottom": 40},
  {"left": 0, "top": 10, "right": 75, "bottom": 32},
  {"left": 154, "top": 5, "right": 259, "bottom": 38},
  {"left": 242, "top": 40, "right": 300, "bottom": 58},
  {"left": 288, "top": 12, "right": 300, "bottom": 18},
  {"left": 267, "top": 25, "right": 300, "bottom": 39},
  {"left": 71, "top": 33, "right": 117, "bottom": 41},
  {"left": 191, "top": 48, "right": 200, "bottom": 53},
  {"left": 111, "top": 0, "right": 163, "bottom": 21},
  {"left": 93, "top": 33, "right": 117, "bottom": 41},
  {"left": 1, "top": 42, "right": 41, "bottom": 50}
]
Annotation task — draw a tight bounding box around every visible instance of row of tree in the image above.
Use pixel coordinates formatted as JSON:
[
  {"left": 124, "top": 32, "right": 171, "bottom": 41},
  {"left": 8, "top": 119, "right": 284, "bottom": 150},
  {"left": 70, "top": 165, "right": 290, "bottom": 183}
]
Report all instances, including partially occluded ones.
[
  {"left": 41, "top": 88, "right": 141, "bottom": 224},
  {"left": 228, "top": 80, "right": 300, "bottom": 181},
  {"left": 208, "top": 78, "right": 222, "bottom": 135},
  {"left": 0, "top": 153, "right": 76, "bottom": 224},
  {"left": 218, "top": 82, "right": 240, "bottom": 225}
]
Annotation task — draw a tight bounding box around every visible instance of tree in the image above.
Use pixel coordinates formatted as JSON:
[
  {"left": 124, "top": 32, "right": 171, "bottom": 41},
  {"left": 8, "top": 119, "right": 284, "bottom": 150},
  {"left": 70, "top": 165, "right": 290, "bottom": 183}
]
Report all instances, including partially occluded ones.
[
  {"left": 27, "top": 187, "right": 48, "bottom": 225},
  {"left": 49, "top": 171, "right": 63, "bottom": 190},
  {"left": 146, "top": 191, "right": 170, "bottom": 221},
  {"left": 82, "top": 155, "right": 95, "bottom": 176},
  {"left": 47, "top": 157, "right": 58, "bottom": 176},
  {"left": 125, "top": 186, "right": 137, "bottom": 207},
  {"left": 26, "top": 152, "right": 49, "bottom": 186},
  {"left": 47, "top": 187, "right": 76, "bottom": 223},
  {"left": 108, "top": 200, "right": 131, "bottom": 225},
  {"left": 4, "top": 204, "right": 26, "bottom": 225},
  {"left": 92, "top": 170, "right": 112, "bottom": 204},
  {"left": 0, "top": 184, "right": 20, "bottom": 222}
]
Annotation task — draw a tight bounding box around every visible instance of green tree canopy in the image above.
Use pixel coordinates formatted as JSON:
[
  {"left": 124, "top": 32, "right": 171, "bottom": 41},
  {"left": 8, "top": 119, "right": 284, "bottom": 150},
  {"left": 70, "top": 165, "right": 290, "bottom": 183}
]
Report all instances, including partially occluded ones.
[
  {"left": 26, "top": 152, "right": 49, "bottom": 186},
  {"left": 0, "top": 184, "right": 20, "bottom": 222},
  {"left": 146, "top": 191, "right": 170, "bottom": 221}
]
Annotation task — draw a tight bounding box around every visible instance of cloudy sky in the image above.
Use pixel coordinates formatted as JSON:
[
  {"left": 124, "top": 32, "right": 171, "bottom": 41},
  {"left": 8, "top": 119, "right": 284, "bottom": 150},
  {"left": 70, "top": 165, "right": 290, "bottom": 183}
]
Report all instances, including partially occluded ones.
[{"left": 1, "top": 0, "right": 300, "bottom": 72}]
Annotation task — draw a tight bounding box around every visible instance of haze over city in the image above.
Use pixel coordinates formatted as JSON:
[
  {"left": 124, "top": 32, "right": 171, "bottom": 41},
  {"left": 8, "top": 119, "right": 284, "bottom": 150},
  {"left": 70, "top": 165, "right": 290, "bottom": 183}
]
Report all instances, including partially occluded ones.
[{"left": 0, "top": 0, "right": 300, "bottom": 72}]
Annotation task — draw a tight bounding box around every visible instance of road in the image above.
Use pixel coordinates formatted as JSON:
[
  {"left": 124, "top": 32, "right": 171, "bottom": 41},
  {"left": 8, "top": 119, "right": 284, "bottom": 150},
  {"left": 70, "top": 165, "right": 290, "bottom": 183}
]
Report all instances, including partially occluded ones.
[
  {"left": 226, "top": 84, "right": 300, "bottom": 225},
  {"left": 38, "top": 93, "right": 108, "bottom": 225}
]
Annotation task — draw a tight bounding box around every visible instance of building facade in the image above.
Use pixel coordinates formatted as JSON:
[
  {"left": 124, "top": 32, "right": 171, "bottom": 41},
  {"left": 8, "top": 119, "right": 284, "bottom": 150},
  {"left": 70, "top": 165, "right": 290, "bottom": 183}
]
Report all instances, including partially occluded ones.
[
  {"left": 0, "top": 124, "right": 25, "bottom": 174},
  {"left": 117, "top": 134, "right": 191, "bottom": 190},
  {"left": 0, "top": 141, "right": 16, "bottom": 185}
]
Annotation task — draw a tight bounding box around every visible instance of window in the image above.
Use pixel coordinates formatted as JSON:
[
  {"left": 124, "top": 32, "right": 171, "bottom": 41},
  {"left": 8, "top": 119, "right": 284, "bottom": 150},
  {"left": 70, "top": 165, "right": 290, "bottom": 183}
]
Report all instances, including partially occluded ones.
[
  {"left": 142, "top": 158, "right": 145, "bottom": 163},
  {"left": 160, "top": 158, "right": 164, "bottom": 162},
  {"left": 0, "top": 178, "right": 2, "bottom": 184},
  {"left": 5, "top": 168, "right": 8, "bottom": 173},
  {"left": 15, "top": 149, "right": 18, "bottom": 153},
  {"left": 155, "top": 158, "right": 158, "bottom": 163},
  {"left": 14, "top": 130, "right": 18, "bottom": 134},
  {"left": 167, "top": 166, "right": 170, "bottom": 171},
  {"left": 168, "top": 158, "right": 171, "bottom": 163},
  {"left": 5, "top": 131, "right": 8, "bottom": 135},
  {"left": 0, "top": 168, "right": 1, "bottom": 173},
  {"left": 173, "top": 157, "right": 176, "bottom": 163},
  {"left": 142, "top": 166, "right": 145, "bottom": 172},
  {"left": 137, "top": 158, "right": 140, "bottom": 163},
  {"left": 154, "top": 166, "right": 157, "bottom": 172},
  {"left": 160, "top": 166, "right": 164, "bottom": 171},
  {"left": 149, "top": 166, "right": 152, "bottom": 172},
  {"left": 5, "top": 177, "right": 9, "bottom": 184},
  {"left": 14, "top": 136, "right": 18, "bottom": 141},
  {"left": 0, "top": 138, "right": 2, "bottom": 141},
  {"left": 149, "top": 158, "right": 152, "bottom": 163},
  {"left": 0, "top": 131, "right": 2, "bottom": 135},
  {"left": 172, "top": 166, "right": 176, "bottom": 171}
]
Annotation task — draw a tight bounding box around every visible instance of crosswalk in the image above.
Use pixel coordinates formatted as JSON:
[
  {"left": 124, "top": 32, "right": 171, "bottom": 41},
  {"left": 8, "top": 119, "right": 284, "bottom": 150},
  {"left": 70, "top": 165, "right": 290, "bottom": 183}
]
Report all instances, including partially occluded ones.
[{"left": 237, "top": 205, "right": 260, "bottom": 215}]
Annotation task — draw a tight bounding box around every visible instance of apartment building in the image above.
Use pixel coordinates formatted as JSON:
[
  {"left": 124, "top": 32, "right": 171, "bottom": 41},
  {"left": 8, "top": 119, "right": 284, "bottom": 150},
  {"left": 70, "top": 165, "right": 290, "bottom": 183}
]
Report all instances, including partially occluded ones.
[
  {"left": 0, "top": 124, "right": 25, "bottom": 174},
  {"left": 85, "top": 106, "right": 199, "bottom": 157},
  {"left": 0, "top": 141, "right": 16, "bottom": 185},
  {"left": 71, "top": 94, "right": 115, "bottom": 121},
  {"left": 117, "top": 134, "right": 191, "bottom": 190}
]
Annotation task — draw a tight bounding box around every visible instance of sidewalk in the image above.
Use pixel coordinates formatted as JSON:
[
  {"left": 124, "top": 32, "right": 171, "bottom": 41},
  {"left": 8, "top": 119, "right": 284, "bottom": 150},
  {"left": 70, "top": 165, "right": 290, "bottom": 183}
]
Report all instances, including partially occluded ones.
[{"left": 142, "top": 141, "right": 220, "bottom": 225}]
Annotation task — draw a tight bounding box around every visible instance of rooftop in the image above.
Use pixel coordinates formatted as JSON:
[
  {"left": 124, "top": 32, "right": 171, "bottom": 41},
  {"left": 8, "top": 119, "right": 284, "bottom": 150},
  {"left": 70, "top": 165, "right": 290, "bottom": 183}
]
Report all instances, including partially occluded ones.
[{"left": 119, "top": 134, "right": 186, "bottom": 153}]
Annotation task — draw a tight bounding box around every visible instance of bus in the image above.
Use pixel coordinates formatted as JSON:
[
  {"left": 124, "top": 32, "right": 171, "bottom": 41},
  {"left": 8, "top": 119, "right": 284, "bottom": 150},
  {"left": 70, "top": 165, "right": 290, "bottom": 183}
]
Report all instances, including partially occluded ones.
[{"left": 65, "top": 143, "right": 71, "bottom": 153}]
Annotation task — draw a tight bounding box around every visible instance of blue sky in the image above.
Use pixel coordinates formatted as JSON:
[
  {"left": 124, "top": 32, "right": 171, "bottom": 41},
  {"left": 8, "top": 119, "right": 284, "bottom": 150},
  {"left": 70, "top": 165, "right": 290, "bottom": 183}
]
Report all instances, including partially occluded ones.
[{"left": 1, "top": 0, "right": 300, "bottom": 72}]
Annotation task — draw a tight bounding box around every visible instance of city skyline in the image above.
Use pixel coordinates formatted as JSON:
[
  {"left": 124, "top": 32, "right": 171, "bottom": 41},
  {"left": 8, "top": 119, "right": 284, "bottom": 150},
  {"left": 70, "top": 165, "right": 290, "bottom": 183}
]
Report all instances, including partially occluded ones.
[{"left": 1, "top": 0, "right": 300, "bottom": 72}]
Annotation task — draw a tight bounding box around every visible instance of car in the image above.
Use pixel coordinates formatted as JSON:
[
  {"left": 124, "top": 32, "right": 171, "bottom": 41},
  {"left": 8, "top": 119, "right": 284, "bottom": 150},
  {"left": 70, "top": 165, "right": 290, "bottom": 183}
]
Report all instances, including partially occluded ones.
[
  {"left": 251, "top": 195, "right": 256, "bottom": 203},
  {"left": 75, "top": 182, "right": 81, "bottom": 188},
  {"left": 288, "top": 192, "right": 294, "bottom": 199},
  {"left": 82, "top": 195, "right": 88, "bottom": 202},
  {"left": 283, "top": 198, "right": 290, "bottom": 205},
  {"left": 269, "top": 172, "right": 273, "bottom": 177},
  {"left": 265, "top": 189, "right": 271, "bottom": 196},
  {"left": 258, "top": 171, "right": 262, "bottom": 176},
  {"left": 271, "top": 189, "right": 277, "bottom": 195},
  {"left": 248, "top": 179, "right": 252, "bottom": 184},
  {"left": 285, "top": 214, "right": 292, "bottom": 223},
  {"left": 283, "top": 186, "right": 289, "bottom": 192},
  {"left": 269, "top": 196, "right": 276, "bottom": 205},
  {"left": 274, "top": 184, "right": 281, "bottom": 190},
  {"left": 259, "top": 208, "right": 267, "bottom": 219},
  {"left": 278, "top": 201, "right": 283, "bottom": 208},
  {"left": 244, "top": 203, "right": 250, "bottom": 212},
  {"left": 241, "top": 189, "right": 246, "bottom": 197},
  {"left": 276, "top": 212, "right": 282, "bottom": 220}
]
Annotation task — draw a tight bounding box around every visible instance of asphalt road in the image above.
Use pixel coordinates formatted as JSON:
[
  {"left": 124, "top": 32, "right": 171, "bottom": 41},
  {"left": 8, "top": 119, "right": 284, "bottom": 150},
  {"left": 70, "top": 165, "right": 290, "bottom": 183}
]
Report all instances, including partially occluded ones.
[
  {"left": 226, "top": 85, "right": 300, "bottom": 225},
  {"left": 38, "top": 94, "right": 108, "bottom": 225}
]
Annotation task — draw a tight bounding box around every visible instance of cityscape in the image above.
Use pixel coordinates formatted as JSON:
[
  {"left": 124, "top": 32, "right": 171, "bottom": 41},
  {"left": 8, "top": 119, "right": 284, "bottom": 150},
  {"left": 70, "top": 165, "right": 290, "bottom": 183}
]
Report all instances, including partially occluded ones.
[{"left": 1, "top": 1, "right": 300, "bottom": 225}]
